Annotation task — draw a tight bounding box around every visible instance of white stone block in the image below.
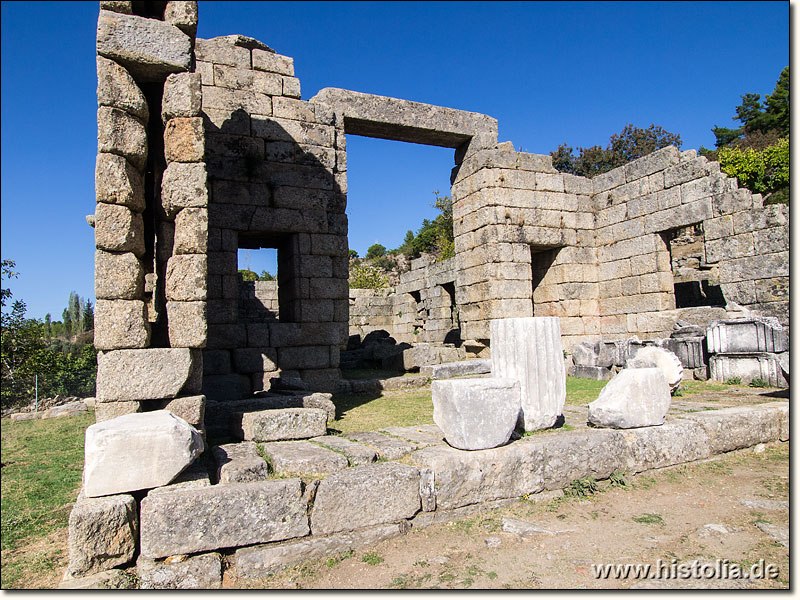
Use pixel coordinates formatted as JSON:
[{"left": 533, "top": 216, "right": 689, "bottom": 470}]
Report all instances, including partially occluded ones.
[
  {"left": 625, "top": 346, "right": 683, "bottom": 391},
  {"left": 588, "top": 368, "right": 671, "bottom": 429}
]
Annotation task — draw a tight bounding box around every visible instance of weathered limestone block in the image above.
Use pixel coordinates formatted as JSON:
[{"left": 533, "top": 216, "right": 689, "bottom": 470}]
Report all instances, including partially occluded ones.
[
  {"left": 254, "top": 391, "right": 336, "bottom": 423},
  {"left": 164, "top": 117, "right": 204, "bottom": 162},
  {"left": 148, "top": 394, "right": 206, "bottom": 429},
  {"left": 96, "top": 10, "right": 191, "bottom": 81},
  {"left": 96, "top": 56, "right": 148, "bottom": 120},
  {"left": 163, "top": 0, "right": 198, "bottom": 36},
  {"left": 432, "top": 378, "right": 520, "bottom": 450},
  {"left": 59, "top": 569, "right": 136, "bottom": 590},
  {"left": 139, "top": 479, "right": 309, "bottom": 558},
  {"left": 194, "top": 36, "right": 252, "bottom": 69},
  {"left": 162, "top": 72, "right": 202, "bottom": 121},
  {"left": 97, "top": 348, "right": 202, "bottom": 401},
  {"left": 174, "top": 207, "right": 208, "bottom": 254},
  {"left": 166, "top": 254, "right": 207, "bottom": 301},
  {"left": 166, "top": 301, "right": 207, "bottom": 348},
  {"left": 212, "top": 441, "right": 269, "bottom": 484},
  {"left": 344, "top": 431, "right": 415, "bottom": 460},
  {"left": 620, "top": 420, "right": 711, "bottom": 473},
  {"left": 95, "top": 153, "right": 145, "bottom": 211},
  {"left": 310, "top": 435, "right": 377, "bottom": 465},
  {"left": 235, "top": 523, "right": 406, "bottom": 578},
  {"left": 231, "top": 407, "right": 327, "bottom": 442},
  {"left": 411, "top": 443, "right": 545, "bottom": 510},
  {"left": 310, "top": 463, "right": 421, "bottom": 535},
  {"left": 43, "top": 401, "right": 89, "bottom": 419},
  {"left": 490, "top": 317, "right": 566, "bottom": 431},
  {"left": 588, "top": 368, "right": 671, "bottom": 429},
  {"left": 161, "top": 162, "right": 208, "bottom": 218},
  {"left": 679, "top": 404, "right": 784, "bottom": 454},
  {"left": 381, "top": 424, "right": 447, "bottom": 448},
  {"left": 66, "top": 493, "right": 137, "bottom": 578},
  {"left": 97, "top": 107, "right": 147, "bottom": 171},
  {"left": 706, "top": 318, "right": 788, "bottom": 354},
  {"left": 99, "top": 1, "right": 132, "bottom": 14},
  {"left": 95, "top": 400, "right": 141, "bottom": 422},
  {"left": 626, "top": 346, "right": 683, "bottom": 391},
  {"left": 262, "top": 440, "right": 348, "bottom": 476},
  {"left": 95, "top": 203, "right": 145, "bottom": 256},
  {"left": 84, "top": 411, "right": 204, "bottom": 497},
  {"left": 573, "top": 365, "right": 613, "bottom": 381},
  {"left": 252, "top": 49, "right": 295, "bottom": 76},
  {"left": 137, "top": 552, "right": 222, "bottom": 590},
  {"left": 95, "top": 250, "right": 143, "bottom": 300},
  {"left": 655, "top": 337, "right": 705, "bottom": 369},
  {"left": 147, "top": 459, "right": 211, "bottom": 493},
  {"left": 93, "top": 299, "right": 150, "bottom": 350},
  {"left": 709, "top": 353, "right": 786, "bottom": 387}
]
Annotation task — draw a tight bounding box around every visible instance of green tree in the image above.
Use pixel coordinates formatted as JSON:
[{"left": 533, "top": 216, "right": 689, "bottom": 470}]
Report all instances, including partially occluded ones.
[
  {"left": 366, "top": 243, "right": 387, "bottom": 260},
  {"left": 257, "top": 270, "right": 275, "bottom": 281},
  {"left": 349, "top": 262, "right": 389, "bottom": 289},
  {"left": 349, "top": 249, "right": 359, "bottom": 259},
  {"left": 238, "top": 269, "right": 258, "bottom": 282}
]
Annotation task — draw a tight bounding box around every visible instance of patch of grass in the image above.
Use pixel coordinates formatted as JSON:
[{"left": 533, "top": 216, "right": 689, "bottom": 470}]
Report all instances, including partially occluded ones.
[
  {"left": 331, "top": 390, "right": 434, "bottom": 433},
  {"left": 749, "top": 378, "right": 769, "bottom": 388},
  {"left": 1, "top": 411, "right": 94, "bottom": 588},
  {"left": 672, "top": 385, "right": 684, "bottom": 397},
  {"left": 563, "top": 477, "right": 598, "bottom": 498},
  {"left": 609, "top": 470, "right": 629, "bottom": 488},
  {"left": 724, "top": 377, "right": 742, "bottom": 385},
  {"left": 487, "top": 571, "right": 498, "bottom": 580},
  {"left": 632, "top": 513, "right": 664, "bottom": 525},
  {"left": 565, "top": 376, "right": 607, "bottom": 405},
  {"left": 325, "top": 549, "right": 353, "bottom": 568},
  {"left": 361, "top": 552, "right": 384, "bottom": 565}
]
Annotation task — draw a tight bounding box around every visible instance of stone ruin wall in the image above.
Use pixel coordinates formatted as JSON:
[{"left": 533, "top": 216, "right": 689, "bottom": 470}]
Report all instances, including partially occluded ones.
[{"left": 92, "top": 1, "right": 789, "bottom": 414}]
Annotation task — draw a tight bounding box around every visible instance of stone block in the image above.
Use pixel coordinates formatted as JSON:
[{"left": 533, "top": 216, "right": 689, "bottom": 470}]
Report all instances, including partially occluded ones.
[
  {"left": 97, "top": 348, "right": 201, "bottom": 401},
  {"left": 625, "top": 346, "right": 683, "bottom": 391},
  {"left": 95, "top": 250, "right": 144, "bottom": 300},
  {"left": 212, "top": 441, "right": 269, "bottom": 484},
  {"left": 162, "top": 72, "right": 202, "bottom": 121},
  {"left": 709, "top": 353, "right": 786, "bottom": 387},
  {"left": 163, "top": 0, "right": 198, "bottom": 35},
  {"left": 252, "top": 49, "right": 294, "bottom": 76},
  {"left": 137, "top": 553, "right": 222, "bottom": 590},
  {"left": 212, "top": 64, "right": 282, "bottom": 95},
  {"left": 706, "top": 318, "right": 788, "bottom": 354},
  {"left": 161, "top": 162, "right": 208, "bottom": 218},
  {"left": 165, "top": 117, "right": 204, "bottom": 162},
  {"left": 84, "top": 411, "right": 204, "bottom": 497},
  {"left": 411, "top": 442, "right": 545, "bottom": 510},
  {"left": 490, "top": 317, "right": 566, "bottom": 431},
  {"left": 621, "top": 420, "right": 711, "bottom": 473},
  {"left": 139, "top": 479, "right": 309, "bottom": 558},
  {"left": 588, "top": 368, "right": 671, "bottom": 429},
  {"left": 419, "top": 358, "right": 492, "bottom": 379},
  {"left": 194, "top": 37, "right": 250, "bottom": 68},
  {"left": 95, "top": 400, "right": 141, "bottom": 422},
  {"left": 679, "top": 404, "right": 784, "bottom": 454},
  {"left": 309, "top": 435, "right": 377, "bottom": 466},
  {"left": 344, "top": 431, "right": 415, "bottom": 460},
  {"left": 97, "top": 106, "right": 147, "bottom": 170},
  {"left": 432, "top": 378, "right": 520, "bottom": 450},
  {"left": 173, "top": 207, "right": 208, "bottom": 254},
  {"left": 165, "top": 254, "right": 207, "bottom": 301},
  {"left": 235, "top": 523, "right": 405, "bottom": 578},
  {"left": 148, "top": 394, "right": 205, "bottom": 429},
  {"left": 95, "top": 153, "right": 145, "bottom": 211},
  {"left": 233, "top": 348, "right": 278, "bottom": 373},
  {"left": 231, "top": 407, "right": 327, "bottom": 442},
  {"left": 166, "top": 301, "right": 207, "bottom": 348},
  {"left": 59, "top": 569, "right": 136, "bottom": 590},
  {"left": 255, "top": 391, "right": 336, "bottom": 423},
  {"left": 262, "top": 440, "right": 348, "bottom": 476},
  {"left": 654, "top": 337, "right": 704, "bottom": 369},
  {"left": 93, "top": 299, "right": 150, "bottom": 350},
  {"left": 96, "top": 56, "right": 148, "bottom": 120},
  {"left": 96, "top": 10, "right": 191, "bottom": 81},
  {"left": 148, "top": 459, "right": 211, "bottom": 493},
  {"left": 310, "top": 462, "right": 420, "bottom": 535},
  {"left": 66, "top": 493, "right": 137, "bottom": 578},
  {"left": 573, "top": 365, "right": 613, "bottom": 380},
  {"left": 95, "top": 203, "right": 145, "bottom": 256}
]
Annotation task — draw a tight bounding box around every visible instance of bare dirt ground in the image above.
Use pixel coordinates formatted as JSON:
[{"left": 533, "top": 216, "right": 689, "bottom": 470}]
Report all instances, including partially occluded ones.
[{"left": 228, "top": 440, "right": 789, "bottom": 590}]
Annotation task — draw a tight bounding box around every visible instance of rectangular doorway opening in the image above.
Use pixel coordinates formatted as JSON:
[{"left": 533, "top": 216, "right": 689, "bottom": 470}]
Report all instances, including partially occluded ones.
[
  {"left": 531, "top": 245, "right": 562, "bottom": 316},
  {"left": 660, "top": 224, "right": 724, "bottom": 308}
]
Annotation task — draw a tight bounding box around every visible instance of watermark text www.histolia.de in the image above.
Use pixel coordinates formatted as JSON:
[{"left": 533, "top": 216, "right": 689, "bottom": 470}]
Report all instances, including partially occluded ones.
[{"left": 592, "top": 559, "right": 780, "bottom": 581}]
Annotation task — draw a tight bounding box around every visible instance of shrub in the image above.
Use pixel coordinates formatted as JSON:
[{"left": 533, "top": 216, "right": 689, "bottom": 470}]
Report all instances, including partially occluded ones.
[
  {"left": 717, "top": 137, "right": 789, "bottom": 197},
  {"left": 366, "top": 243, "right": 386, "bottom": 260},
  {"left": 349, "top": 262, "right": 389, "bottom": 289}
]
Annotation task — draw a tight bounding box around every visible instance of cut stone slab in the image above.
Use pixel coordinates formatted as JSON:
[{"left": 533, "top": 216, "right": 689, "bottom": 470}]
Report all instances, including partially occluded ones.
[
  {"left": 137, "top": 553, "right": 222, "bottom": 589},
  {"left": 587, "top": 368, "right": 671, "bottom": 429},
  {"left": 678, "top": 404, "right": 784, "bottom": 454},
  {"left": 148, "top": 459, "right": 211, "bottom": 494},
  {"left": 420, "top": 358, "right": 492, "bottom": 379},
  {"left": 309, "top": 435, "right": 377, "bottom": 466},
  {"left": 620, "top": 420, "right": 712, "bottom": 473},
  {"left": 709, "top": 353, "right": 786, "bottom": 387},
  {"left": 42, "top": 401, "right": 89, "bottom": 419},
  {"left": 212, "top": 441, "right": 269, "bottom": 484},
  {"left": 93, "top": 299, "right": 150, "bottom": 350},
  {"left": 739, "top": 499, "right": 789, "bottom": 511},
  {"left": 253, "top": 391, "right": 336, "bottom": 423},
  {"left": 262, "top": 440, "right": 348, "bottom": 476},
  {"left": 96, "top": 10, "right": 191, "bottom": 81},
  {"left": 379, "top": 424, "right": 446, "bottom": 448},
  {"left": 66, "top": 493, "right": 138, "bottom": 578},
  {"left": 236, "top": 523, "right": 407, "bottom": 578},
  {"left": 573, "top": 365, "right": 614, "bottom": 381},
  {"left": 501, "top": 518, "right": 572, "bottom": 536},
  {"left": 625, "top": 346, "right": 683, "bottom": 392},
  {"left": 411, "top": 443, "right": 545, "bottom": 510},
  {"left": 755, "top": 522, "right": 788, "bottom": 548},
  {"left": 139, "top": 479, "right": 309, "bottom": 558},
  {"left": 96, "top": 55, "right": 148, "bottom": 120},
  {"left": 706, "top": 318, "right": 788, "bottom": 354},
  {"left": 231, "top": 407, "right": 327, "bottom": 442},
  {"left": 83, "top": 411, "right": 204, "bottom": 497},
  {"left": 310, "top": 462, "right": 421, "bottom": 535},
  {"left": 96, "top": 348, "right": 202, "bottom": 402},
  {"left": 490, "top": 317, "right": 566, "bottom": 432},
  {"left": 432, "top": 377, "right": 521, "bottom": 450},
  {"left": 655, "top": 337, "right": 705, "bottom": 369},
  {"left": 344, "top": 431, "right": 415, "bottom": 460},
  {"left": 59, "top": 569, "right": 136, "bottom": 590}
]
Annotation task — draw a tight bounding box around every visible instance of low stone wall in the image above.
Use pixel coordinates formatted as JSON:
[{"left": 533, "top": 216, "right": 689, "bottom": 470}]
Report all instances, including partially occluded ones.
[{"left": 64, "top": 401, "right": 788, "bottom": 588}]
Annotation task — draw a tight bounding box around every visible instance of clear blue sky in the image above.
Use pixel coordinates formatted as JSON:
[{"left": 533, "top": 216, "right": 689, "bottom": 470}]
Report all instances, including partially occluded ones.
[{"left": 1, "top": 1, "right": 789, "bottom": 320}]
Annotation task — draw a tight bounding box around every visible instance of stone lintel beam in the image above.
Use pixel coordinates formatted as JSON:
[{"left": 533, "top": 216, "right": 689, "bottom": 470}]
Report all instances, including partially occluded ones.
[{"left": 310, "top": 88, "right": 498, "bottom": 152}]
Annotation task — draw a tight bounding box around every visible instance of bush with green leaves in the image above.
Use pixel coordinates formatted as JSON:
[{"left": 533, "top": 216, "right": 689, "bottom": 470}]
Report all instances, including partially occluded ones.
[
  {"left": 365, "top": 243, "right": 387, "bottom": 260},
  {"left": 348, "top": 261, "right": 389, "bottom": 289},
  {"left": 717, "top": 137, "right": 788, "bottom": 199}
]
